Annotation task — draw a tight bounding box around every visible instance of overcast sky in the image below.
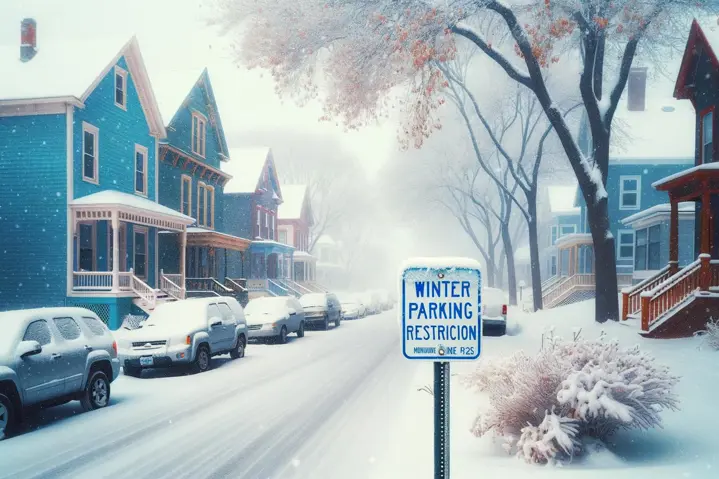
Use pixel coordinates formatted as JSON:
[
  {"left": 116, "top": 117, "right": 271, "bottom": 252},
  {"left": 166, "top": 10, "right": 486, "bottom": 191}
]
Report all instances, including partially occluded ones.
[{"left": 0, "top": 0, "right": 397, "bottom": 178}]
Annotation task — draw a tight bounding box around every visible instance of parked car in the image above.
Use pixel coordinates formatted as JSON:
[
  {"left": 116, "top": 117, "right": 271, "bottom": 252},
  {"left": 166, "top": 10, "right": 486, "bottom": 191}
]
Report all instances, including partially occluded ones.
[
  {"left": 116, "top": 297, "right": 247, "bottom": 376},
  {"left": 482, "top": 287, "right": 508, "bottom": 336},
  {"left": 299, "top": 292, "right": 342, "bottom": 330},
  {"left": 336, "top": 293, "right": 362, "bottom": 320},
  {"left": 363, "top": 291, "right": 381, "bottom": 315},
  {"left": 0, "top": 307, "right": 120, "bottom": 441},
  {"left": 244, "top": 296, "right": 305, "bottom": 343},
  {"left": 353, "top": 294, "right": 368, "bottom": 317}
]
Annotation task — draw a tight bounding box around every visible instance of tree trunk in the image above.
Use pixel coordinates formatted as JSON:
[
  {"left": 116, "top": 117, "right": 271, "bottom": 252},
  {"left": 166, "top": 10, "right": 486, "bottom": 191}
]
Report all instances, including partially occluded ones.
[
  {"left": 586, "top": 194, "right": 619, "bottom": 322},
  {"left": 527, "top": 198, "right": 543, "bottom": 311},
  {"left": 500, "top": 223, "right": 517, "bottom": 305}
]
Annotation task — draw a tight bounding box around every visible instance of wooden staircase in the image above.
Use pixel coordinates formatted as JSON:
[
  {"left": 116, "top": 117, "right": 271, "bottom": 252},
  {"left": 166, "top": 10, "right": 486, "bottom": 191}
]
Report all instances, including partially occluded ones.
[{"left": 541, "top": 274, "right": 596, "bottom": 309}]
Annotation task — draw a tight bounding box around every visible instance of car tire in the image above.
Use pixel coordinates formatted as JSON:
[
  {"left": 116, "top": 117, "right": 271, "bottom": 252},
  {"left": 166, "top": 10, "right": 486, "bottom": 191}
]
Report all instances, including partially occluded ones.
[
  {"left": 80, "top": 370, "right": 111, "bottom": 412},
  {"left": 322, "top": 315, "right": 329, "bottom": 331},
  {"left": 230, "top": 336, "right": 246, "bottom": 359},
  {"left": 123, "top": 366, "right": 142, "bottom": 378},
  {"left": 192, "top": 345, "right": 211, "bottom": 374},
  {"left": 277, "top": 326, "right": 288, "bottom": 344},
  {"left": 499, "top": 324, "right": 507, "bottom": 336},
  {"left": 0, "top": 393, "right": 18, "bottom": 441},
  {"left": 335, "top": 315, "right": 341, "bottom": 327},
  {"left": 297, "top": 321, "right": 305, "bottom": 338}
]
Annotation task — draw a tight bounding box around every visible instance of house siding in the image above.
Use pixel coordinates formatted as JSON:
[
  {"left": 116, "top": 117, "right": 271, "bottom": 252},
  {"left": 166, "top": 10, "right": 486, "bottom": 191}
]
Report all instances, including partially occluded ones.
[
  {"left": 224, "top": 193, "right": 253, "bottom": 279},
  {"left": 73, "top": 56, "right": 157, "bottom": 201},
  {"left": 0, "top": 113, "right": 68, "bottom": 311}
]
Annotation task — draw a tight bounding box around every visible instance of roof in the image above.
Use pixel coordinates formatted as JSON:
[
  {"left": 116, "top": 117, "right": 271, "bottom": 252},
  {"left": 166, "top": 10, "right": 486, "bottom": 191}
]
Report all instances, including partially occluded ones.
[
  {"left": 293, "top": 250, "right": 316, "bottom": 260},
  {"left": 652, "top": 163, "right": 719, "bottom": 188},
  {"left": 675, "top": 18, "right": 719, "bottom": 100},
  {"left": 621, "top": 202, "right": 696, "bottom": 227},
  {"left": 278, "top": 185, "right": 308, "bottom": 220},
  {"left": 0, "top": 35, "right": 166, "bottom": 137},
  {"left": 547, "top": 185, "right": 580, "bottom": 214},
  {"left": 222, "top": 147, "right": 272, "bottom": 194},
  {"left": 316, "top": 235, "right": 336, "bottom": 246},
  {"left": 71, "top": 190, "right": 195, "bottom": 223}
]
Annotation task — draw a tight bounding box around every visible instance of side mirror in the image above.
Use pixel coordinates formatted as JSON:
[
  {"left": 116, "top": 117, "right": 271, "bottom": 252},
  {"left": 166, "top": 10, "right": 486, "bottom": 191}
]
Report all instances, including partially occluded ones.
[
  {"left": 209, "top": 317, "right": 223, "bottom": 328},
  {"left": 288, "top": 309, "right": 297, "bottom": 316},
  {"left": 17, "top": 340, "right": 42, "bottom": 358}
]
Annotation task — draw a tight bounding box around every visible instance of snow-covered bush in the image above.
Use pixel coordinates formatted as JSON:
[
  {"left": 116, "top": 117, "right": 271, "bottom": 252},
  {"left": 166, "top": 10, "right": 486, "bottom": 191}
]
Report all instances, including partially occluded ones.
[
  {"left": 120, "top": 314, "right": 147, "bottom": 330},
  {"left": 696, "top": 318, "right": 719, "bottom": 350},
  {"left": 464, "top": 332, "right": 680, "bottom": 465}
]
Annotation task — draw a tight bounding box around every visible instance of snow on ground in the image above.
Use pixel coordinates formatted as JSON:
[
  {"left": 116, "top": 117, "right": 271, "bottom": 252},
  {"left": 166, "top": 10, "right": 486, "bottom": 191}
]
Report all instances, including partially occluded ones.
[{"left": 376, "top": 300, "right": 719, "bottom": 479}]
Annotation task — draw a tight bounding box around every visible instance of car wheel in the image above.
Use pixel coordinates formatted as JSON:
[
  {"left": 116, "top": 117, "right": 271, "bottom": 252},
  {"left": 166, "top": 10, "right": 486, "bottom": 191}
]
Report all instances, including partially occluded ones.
[
  {"left": 80, "top": 370, "right": 111, "bottom": 412},
  {"left": 123, "top": 366, "right": 142, "bottom": 378},
  {"left": 499, "top": 324, "right": 507, "bottom": 336},
  {"left": 297, "top": 321, "right": 305, "bottom": 338},
  {"left": 322, "top": 315, "right": 329, "bottom": 331},
  {"left": 277, "top": 326, "right": 288, "bottom": 344},
  {"left": 230, "top": 336, "right": 246, "bottom": 359},
  {"left": 192, "top": 345, "right": 211, "bottom": 374},
  {"left": 0, "top": 393, "right": 17, "bottom": 441},
  {"left": 335, "top": 315, "right": 341, "bottom": 327}
]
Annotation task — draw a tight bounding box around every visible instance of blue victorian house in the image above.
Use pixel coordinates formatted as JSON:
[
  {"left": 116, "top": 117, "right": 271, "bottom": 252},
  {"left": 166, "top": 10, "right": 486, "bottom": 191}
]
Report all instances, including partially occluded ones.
[
  {"left": 0, "top": 20, "right": 194, "bottom": 329},
  {"left": 155, "top": 69, "right": 250, "bottom": 303}
]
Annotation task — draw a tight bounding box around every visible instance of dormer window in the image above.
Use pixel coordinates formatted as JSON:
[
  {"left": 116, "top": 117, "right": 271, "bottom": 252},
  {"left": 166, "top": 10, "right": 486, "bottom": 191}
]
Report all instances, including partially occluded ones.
[
  {"left": 191, "top": 112, "right": 206, "bottom": 157},
  {"left": 114, "top": 66, "right": 127, "bottom": 110}
]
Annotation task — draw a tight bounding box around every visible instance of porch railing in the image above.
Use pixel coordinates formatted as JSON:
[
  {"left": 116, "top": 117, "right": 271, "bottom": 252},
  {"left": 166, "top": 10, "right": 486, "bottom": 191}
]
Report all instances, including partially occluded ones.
[
  {"left": 268, "top": 279, "right": 288, "bottom": 296},
  {"left": 541, "top": 275, "right": 563, "bottom": 291},
  {"left": 225, "top": 278, "right": 249, "bottom": 306},
  {"left": 621, "top": 265, "right": 672, "bottom": 321},
  {"left": 186, "top": 277, "right": 234, "bottom": 297},
  {"left": 118, "top": 272, "right": 132, "bottom": 291},
  {"left": 130, "top": 270, "right": 157, "bottom": 310},
  {"left": 640, "top": 258, "right": 703, "bottom": 332},
  {"left": 288, "top": 280, "right": 313, "bottom": 295},
  {"left": 160, "top": 270, "right": 185, "bottom": 300},
  {"left": 73, "top": 271, "right": 134, "bottom": 291},
  {"left": 274, "top": 279, "right": 303, "bottom": 297},
  {"left": 543, "top": 274, "right": 595, "bottom": 308}
]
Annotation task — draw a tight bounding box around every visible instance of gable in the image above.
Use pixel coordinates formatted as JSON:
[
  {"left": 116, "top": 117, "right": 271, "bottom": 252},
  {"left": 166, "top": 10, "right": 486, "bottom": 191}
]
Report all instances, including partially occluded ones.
[{"left": 222, "top": 147, "right": 281, "bottom": 196}]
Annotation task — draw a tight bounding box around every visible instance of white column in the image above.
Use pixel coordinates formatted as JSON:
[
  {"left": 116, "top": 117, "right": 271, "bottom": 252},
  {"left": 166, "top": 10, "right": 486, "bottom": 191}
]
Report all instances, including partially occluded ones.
[
  {"left": 180, "top": 227, "right": 187, "bottom": 283},
  {"left": 111, "top": 212, "right": 120, "bottom": 292}
]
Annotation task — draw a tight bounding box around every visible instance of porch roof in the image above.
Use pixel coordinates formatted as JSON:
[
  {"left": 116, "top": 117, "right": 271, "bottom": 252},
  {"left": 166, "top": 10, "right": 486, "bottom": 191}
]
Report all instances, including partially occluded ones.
[
  {"left": 249, "top": 239, "right": 295, "bottom": 255},
  {"left": 621, "top": 202, "right": 695, "bottom": 229},
  {"left": 186, "top": 227, "right": 251, "bottom": 252},
  {"left": 293, "top": 250, "right": 317, "bottom": 262},
  {"left": 71, "top": 190, "right": 194, "bottom": 232},
  {"left": 555, "top": 233, "right": 592, "bottom": 249},
  {"left": 652, "top": 164, "right": 719, "bottom": 200}
]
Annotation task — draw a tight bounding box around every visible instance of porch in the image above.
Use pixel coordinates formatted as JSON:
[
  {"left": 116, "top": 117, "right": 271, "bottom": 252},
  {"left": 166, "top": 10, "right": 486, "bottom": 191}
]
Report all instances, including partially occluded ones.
[
  {"left": 69, "top": 191, "right": 195, "bottom": 311},
  {"left": 242, "top": 240, "right": 306, "bottom": 297},
  {"left": 622, "top": 165, "right": 719, "bottom": 337}
]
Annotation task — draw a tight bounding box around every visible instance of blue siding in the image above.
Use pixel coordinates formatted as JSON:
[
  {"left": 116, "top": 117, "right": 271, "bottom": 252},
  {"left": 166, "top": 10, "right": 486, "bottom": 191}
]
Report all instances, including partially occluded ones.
[
  {"left": 0, "top": 113, "right": 68, "bottom": 310},
  {"left": 66, "top": 296, "right": 134, "bottom": 330},
  {"left": 73, "top": 56, "right": 157, "bottom": 201},
  {"left": 224, "top": 194, "right": 254, "bottom": 239}
]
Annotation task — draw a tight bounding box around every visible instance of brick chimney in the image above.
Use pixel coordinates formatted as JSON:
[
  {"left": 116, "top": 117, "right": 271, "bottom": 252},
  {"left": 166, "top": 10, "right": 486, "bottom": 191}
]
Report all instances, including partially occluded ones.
[
  {"left": 20, "top": 18, "right": 37, "bottom": 62},
  {"left": 627, "top": 66, "right": 647, "bottom": 111}
]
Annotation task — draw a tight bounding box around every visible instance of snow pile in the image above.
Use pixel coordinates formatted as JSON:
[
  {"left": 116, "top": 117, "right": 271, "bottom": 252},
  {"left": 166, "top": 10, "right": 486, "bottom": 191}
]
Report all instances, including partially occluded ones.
[
  {"left": 697, "top": 318, "right": 719, "bottom": 350},
  {"left": 463, "top": 330, "right": 680, "bottom": 465}
]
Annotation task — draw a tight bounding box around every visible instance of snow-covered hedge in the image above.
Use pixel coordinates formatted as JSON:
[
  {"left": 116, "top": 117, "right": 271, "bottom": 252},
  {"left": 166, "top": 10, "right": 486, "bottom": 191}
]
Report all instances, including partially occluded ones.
[
  {"left": 462, "top": 331, "right": 680, "bottom": 465},
  {"left": 696, "top": 319, "right": 719, "bottom": 350}
]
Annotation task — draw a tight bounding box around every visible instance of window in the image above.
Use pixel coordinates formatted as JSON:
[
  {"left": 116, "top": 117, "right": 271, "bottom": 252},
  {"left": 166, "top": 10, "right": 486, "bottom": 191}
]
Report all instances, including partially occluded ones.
[
  {"left": 635, "top": 225, "right": 661, "bottom": 270},
  {"left": 82, "top": 316, "right": 108, "bottom": 336},
  {"left": 53, "top": 317, "right": 81, "bottom": 341},
  {"left": 218, "top": 303, "right": 235, "bottom": 324},
  {"left": 24, "top": 320, "right": 52, "bottom": 346},
  {"left": 618, "top": 230, "right": 635, "bottom": 260},
  {"left": 133, "top": 228, "right": 148, "bottom": 278},
  {"left": 181, "top": 175, "right": 192, "bottom": 216},
  {"left": 550, "top": 225, "right": 558, "bottom": 245},
  {"left": 114, "top": 66, "right": 127, "bottom": 109},
  {"left": 550, "top": 256, "right": 557, "bottom": 276},
  {"left": 134, "top": 144, "right": 148, "bottom": 196},
  {"left": 206, "top": 186, "right": 215, "bottom": 229},
  {"left": 197, "top": 182, "right": 206, "bottom": 226},
  {"left": 279, "top": 230, "right": 288, "bottom": 244},
  {"left": 270, "top": 213, "right": 275, "bottom": 240},
  {"left": 254, "top": 207, "right": 261, "bottom": 238},
  {"left": 78, "top": 223, "right": 95, "bottom": 271},
  {"left": 263, "top": 210, "right": 268, "bottom": 238},
  {"left": 619, "top": 176, "right": 641, "bottom": 210},
  {"left": 559, "top": 225, "right": 576, "bottom": 237},
  {"left": 635, "top": 229, "right": 647, "bottom": 270},
  {"left": 82, "top": 122, "right": 99, "bottom": 183},
  {"left": 702, "top": 109, "right": 714, "bottom": 164},
  {"left": 191, "top": 112, "right": 206, "bottom": 157},
  {"left": 208, "top": 303, "right": 222, "bottom": 322}
]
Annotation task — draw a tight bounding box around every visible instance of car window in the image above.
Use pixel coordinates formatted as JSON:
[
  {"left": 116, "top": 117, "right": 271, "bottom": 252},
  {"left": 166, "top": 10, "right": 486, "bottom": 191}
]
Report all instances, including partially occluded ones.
[
  {"left": 208, "top": 304, "right": 223, "bottom": 323},
  {"left": 53, "top": 316, "right": 82, "bottom": 341},
  {"left": 82, "top": 316, "right": 108, "bottom": 336},
  {"left": 218, "top": 303, "right": 235, "bottom": 324},
  {"left": 23, "top": 320, "right": 52, "bottom": 346}
]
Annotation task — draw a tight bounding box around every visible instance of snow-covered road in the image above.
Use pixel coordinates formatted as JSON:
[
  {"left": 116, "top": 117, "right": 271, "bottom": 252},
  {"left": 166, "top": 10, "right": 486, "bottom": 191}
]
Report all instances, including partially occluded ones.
[{"left": 0, "top": 311, "right": 422, "bottom": 479}]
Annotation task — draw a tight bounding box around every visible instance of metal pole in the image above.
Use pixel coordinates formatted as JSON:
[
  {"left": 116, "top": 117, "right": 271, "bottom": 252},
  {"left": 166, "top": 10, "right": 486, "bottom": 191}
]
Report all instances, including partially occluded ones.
[{"left": 434, "top": 361, "right": 450, "bottom": 479}]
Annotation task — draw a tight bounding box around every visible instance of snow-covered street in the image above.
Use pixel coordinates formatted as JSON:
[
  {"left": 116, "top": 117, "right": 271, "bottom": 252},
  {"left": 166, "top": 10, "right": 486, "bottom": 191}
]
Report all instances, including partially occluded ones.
[{"left": 0, "top": 311, "right": 422, "bottom": 479}]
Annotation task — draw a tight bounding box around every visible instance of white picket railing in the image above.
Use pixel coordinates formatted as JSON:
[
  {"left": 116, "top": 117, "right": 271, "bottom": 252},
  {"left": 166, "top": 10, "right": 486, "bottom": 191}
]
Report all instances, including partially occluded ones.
[
  {"left": 160, "top": 271, "right": 185, "bottom": 300},
  {"left": 118, "top": 272, "right": 132, "bottom": 291},
  {"left": 73, "top": 271, "right": 113, "bottom": 290},
  {"left": 130, "top": 269, "right": 157, "bottom": 309}
]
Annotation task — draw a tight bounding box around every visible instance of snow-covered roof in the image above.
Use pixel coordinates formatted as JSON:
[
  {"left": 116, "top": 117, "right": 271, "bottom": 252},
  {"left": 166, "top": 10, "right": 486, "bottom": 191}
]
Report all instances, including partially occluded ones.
[
  {"left": 399, "top": 256, "right": 483, "bottom": 271},
  {"left": 71, "top": 190, "right": 194, "bottom": 223},
  {"left": 293, "top": 250, "right": 316, "bottom": 260},
  {"left": 187, "top": 227, "right": 249, "bottom": 241},
  {"left": 652, "top": 163, "right": 719, "bottom": 188},
  {"left": 621, "top": 202, "right": 695, "bottom": 227},
  {"left": 548, "top": 185, "right": 580, "bottom": 214},
  {"left": 696, "top": 16, "right": 719, "bottom": 56},
  {"left": 150, "top": 70, "right": 204, "bottom": 127},
  {"left": 277, "top": 185, "right": 308, "bottom": 220},
  {"left": 222, "top": 147, "right": 271, "bottom": 194},
  {"left": 554, "top": 233, "right": 592, "bottom": 248},
  {"left": 515, "top": 246, "right": 530, "bottom": 264},
  {"left": 315, "top": 235, "right": 336, "bottom": 246}
]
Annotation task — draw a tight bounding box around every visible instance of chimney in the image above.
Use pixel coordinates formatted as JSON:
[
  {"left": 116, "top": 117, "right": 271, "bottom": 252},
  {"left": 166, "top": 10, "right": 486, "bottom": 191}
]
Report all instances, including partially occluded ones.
[
  {"left": 627, "top": 66, "right": 647, "bottom": 111},
  {"left": 20, "top": 18, "right": 37, "bottom": 62}
]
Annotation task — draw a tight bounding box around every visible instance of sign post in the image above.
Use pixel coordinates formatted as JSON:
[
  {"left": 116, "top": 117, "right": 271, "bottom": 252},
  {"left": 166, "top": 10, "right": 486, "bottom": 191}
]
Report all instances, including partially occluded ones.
[{"left": 400, "top": 257, "right": 482, "bottom": 479}]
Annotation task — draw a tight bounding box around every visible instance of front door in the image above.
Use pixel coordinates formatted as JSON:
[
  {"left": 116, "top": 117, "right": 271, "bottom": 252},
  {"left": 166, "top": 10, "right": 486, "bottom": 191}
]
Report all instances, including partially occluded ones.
[{"left": 17, "top": 320, "right": 66, "bottom": 405}]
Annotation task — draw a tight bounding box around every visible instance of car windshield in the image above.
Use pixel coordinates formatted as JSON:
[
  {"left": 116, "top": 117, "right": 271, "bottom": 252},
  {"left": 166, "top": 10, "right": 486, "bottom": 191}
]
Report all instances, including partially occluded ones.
[
  {"left": 300, "top": 294, "right": 326, "bottom": 307},
  {"left": 244, "top": 298, "right": 288, "bottom": 315},
  {"left": 143, "top": 301, "right": 205, "bottom": 329}
]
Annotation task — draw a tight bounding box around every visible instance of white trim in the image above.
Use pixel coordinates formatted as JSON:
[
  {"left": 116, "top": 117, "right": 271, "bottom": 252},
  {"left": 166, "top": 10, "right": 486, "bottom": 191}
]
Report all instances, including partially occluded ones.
[
  {"left": 0, "top": 103, "right": 67, "bottom": 117},
  {"left": 132, "top": 226, "right": 149, "bottom": 280},
  {"left": 191, "top": 111, "right": 207, "bottom": 158},
  {"left": 617, "top": 229, "right": 636, "bottom": 260},
  {"left": 81, "top": 122, "right": 99, "bottom": 184},
  {"left": 180, "top": 175, "right": 193, "bottom": 216},
  {"left": 0, "top": 96, "right": 84, "bottom": 108},
  {"left": 619, "top": 175, "right": 641, "bottom": 211},
  {"left": 206, "top": 184, "right": 215, "bottom": 229},
  {"left": 550, "top": 225, "right": 558, "bottom": 245},
  {"left": 113, "top": 66, "right": 128, "bottom": 110},
  {"left": 154, "top": 228, "right": 159, "bottom": 289},
  {"left": 559, "top": 224, "right": 577, "bottom": 237},
  {"left": 197, "top": 181, "right": 207, "bottom": 227},
  {"left": 134, "top": 144, "right": 149, "bottom": 196},
  {"left": 154, "top": 139, "right": 159, "bottom": 202},
  {"left": 66, "top": 105, "right": 74, "bottom": 296}
]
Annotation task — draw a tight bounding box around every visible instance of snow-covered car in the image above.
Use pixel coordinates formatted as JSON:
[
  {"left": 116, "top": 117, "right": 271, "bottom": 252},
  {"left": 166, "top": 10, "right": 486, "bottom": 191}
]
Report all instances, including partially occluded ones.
[
  {"left": 245, "top": 296, "right": 305, "bottom": 343},
  {"left": 336, "top": 293, "right": 362, "bottom": 320},
  {"left": 0, "top": 307, "right": 120, "bottom": 441},
  {"left": 353, "top": 294, "right": 368, "bottom": 317},
  {"left": 362, "top": 292, "right": 381, "bottom": 315},
  {"left": 116, "top": 297, "right": 248, "bottom": 376},
  {"left": 299, "top": 292, "right": 342, "bottom": 329},
  {"left": 482, "top": 287, "right": 508, "bottom": 336}
]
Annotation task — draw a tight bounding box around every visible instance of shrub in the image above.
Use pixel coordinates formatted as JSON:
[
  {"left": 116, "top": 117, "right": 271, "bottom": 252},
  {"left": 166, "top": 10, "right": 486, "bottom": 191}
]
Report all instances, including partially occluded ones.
[
  {"left": 696, "top": 318, "right": 719, "bottom": 350},
  {"left": 463, "top": 331, "right": 680, "bottom": 464}
]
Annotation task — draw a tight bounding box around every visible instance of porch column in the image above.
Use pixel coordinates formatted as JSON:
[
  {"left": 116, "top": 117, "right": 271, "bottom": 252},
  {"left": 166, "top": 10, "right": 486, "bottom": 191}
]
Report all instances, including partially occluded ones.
[
  {"left": 557, "top": 248, "right": 563, "bottom": 277},
  {"left": 702, "top": 190, "right": 711, "bottom": 255},
  {"left": 111, "top": 212, "right": 120, "bottom": 292},
  {"left": 669, "top": 197, "right": 679, "bottom": 273},
  {"left": 179, "top": 226, "right": 187, "bottom": 282}
]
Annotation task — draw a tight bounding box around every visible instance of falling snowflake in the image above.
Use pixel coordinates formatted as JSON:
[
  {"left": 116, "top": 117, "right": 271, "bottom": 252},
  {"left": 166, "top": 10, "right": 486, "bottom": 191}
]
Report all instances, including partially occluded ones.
[{"left": 291, "top": 458, "right": 301, "bottom": 468}]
